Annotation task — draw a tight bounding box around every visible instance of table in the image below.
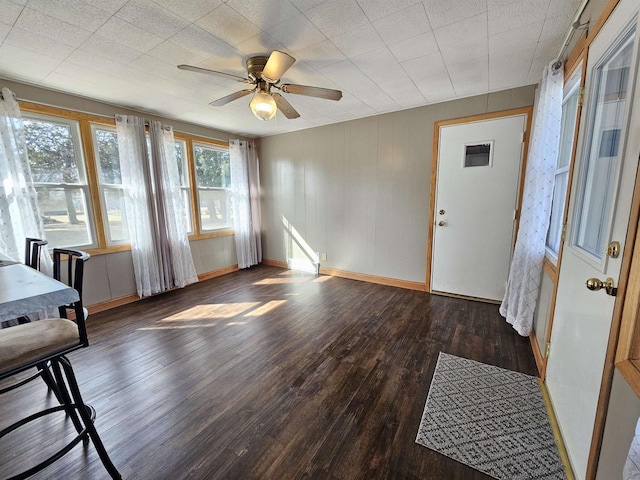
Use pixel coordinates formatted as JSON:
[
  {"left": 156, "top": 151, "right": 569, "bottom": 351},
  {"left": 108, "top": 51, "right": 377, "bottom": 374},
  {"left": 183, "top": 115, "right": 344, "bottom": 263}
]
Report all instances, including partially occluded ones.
[
  {"left": 0, "top": 250, "right": 18, "bottom": 267},
  {"left": 0, "top": 264, "right": 79, "bottom": 322}
]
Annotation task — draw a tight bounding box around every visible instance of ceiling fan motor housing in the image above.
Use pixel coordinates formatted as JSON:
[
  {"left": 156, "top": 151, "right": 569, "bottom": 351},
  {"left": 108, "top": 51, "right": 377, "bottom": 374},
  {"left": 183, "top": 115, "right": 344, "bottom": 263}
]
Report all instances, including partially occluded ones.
[{"left": 247, "top": 56, "right": 269, "bottom": 81}]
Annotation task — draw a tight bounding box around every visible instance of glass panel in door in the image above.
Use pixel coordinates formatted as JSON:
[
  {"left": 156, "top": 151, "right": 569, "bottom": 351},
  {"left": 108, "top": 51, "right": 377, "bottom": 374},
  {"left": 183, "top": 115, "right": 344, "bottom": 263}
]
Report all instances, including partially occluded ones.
[{"left": 573, "top": 28, "right": 636, "bottom": 260}]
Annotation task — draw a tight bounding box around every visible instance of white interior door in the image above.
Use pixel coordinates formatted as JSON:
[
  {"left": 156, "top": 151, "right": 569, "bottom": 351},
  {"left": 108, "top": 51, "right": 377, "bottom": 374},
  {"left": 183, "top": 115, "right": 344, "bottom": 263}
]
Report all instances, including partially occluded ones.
[
  {"left": 431, "top": 114, "right": 526, "bottom": 301},
  {"left": 545, "top": 2, "right": 640, "bottom": 478}
]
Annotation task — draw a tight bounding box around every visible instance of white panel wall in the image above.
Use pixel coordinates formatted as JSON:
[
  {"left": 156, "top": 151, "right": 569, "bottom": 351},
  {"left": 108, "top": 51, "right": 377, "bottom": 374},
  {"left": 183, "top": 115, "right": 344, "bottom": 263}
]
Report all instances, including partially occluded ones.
[
  {"left": 82, "top": 236, "right": 237, "bottom": 307},
  {"left": 259, "top": 86, "right": 536, "bottom": 283}
]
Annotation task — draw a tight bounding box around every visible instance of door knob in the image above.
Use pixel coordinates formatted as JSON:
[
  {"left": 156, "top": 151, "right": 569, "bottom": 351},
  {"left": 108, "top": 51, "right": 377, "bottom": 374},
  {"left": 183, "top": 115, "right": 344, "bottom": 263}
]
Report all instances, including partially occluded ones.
[
  {"left": 438, "top": 221, "right": 446, "bottom": 227},
  {"left": 606, "top": 241, "right": 620, "bottom": 258},
  {"left": 439, "top": 209, "right": 446, "bottom": 215},
  {"left": 585, "top": 277, "right": 617, "bottom": 296}
]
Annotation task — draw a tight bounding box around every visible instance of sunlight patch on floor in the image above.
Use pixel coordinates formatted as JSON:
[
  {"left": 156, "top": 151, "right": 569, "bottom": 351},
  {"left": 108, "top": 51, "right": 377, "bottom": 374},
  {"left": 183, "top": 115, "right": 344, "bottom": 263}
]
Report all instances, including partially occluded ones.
[
  {"left": 244, "top": 300, "right": 287, "bottom": 317},
  {"left": 277, "top": 270, "right": 313, "bottom": 277},
  {"left": 160, "top": 302, "right": 261, "bottom": 321},
  {"left": 313, "top": 276, "right": 332, "bottom": 283}
]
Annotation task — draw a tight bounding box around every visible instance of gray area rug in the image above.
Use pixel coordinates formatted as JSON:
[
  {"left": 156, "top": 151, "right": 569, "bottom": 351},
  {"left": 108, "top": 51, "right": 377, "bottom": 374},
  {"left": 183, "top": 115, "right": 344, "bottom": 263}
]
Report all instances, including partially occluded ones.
[{"left": 416, "top": 352, "right": 565, "bottom": 480}]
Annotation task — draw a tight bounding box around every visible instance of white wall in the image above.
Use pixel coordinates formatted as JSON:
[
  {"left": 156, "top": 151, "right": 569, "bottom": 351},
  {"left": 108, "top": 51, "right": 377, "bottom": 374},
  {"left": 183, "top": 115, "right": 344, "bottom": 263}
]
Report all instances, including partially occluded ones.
[{"left": 258, "top": 86, "right": 536, "bottom": 284}]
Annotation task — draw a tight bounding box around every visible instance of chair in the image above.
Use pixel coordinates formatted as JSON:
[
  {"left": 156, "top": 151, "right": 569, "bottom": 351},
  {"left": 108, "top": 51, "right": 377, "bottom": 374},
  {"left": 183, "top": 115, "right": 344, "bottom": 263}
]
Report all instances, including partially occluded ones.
[
  {"left": 53, "top": 248, "right": 90, "bottom": 321},
  {"left": 16, "top": 238, "right": 49, "bottom": 325},
  {"left": 0, "top": 276, "right": 121, "bottom": 478},
  {"left": 24, "top": 237, "right": 48, "bottom": 270}
]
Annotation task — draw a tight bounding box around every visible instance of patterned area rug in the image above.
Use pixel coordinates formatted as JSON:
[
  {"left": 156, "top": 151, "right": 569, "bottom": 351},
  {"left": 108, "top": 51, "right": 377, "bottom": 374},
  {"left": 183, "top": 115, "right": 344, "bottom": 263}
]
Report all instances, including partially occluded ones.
[{"left": 416, "top": 352, "right": 565, "bottom": 479}]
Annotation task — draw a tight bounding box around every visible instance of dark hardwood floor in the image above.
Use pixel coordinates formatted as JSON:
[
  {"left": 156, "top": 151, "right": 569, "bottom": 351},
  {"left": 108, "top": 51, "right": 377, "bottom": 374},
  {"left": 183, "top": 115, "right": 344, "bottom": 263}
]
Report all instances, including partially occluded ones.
[{"left": 0, "top": 265, "right": 537, "bottom": 479}]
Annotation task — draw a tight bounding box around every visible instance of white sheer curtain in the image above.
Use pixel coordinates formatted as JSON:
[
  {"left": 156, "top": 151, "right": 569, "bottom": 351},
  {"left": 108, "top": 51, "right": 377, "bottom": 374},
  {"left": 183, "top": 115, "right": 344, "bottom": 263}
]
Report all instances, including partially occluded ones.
[
  {"left": 149, "top": 121, "right": 198, "bottom": 289},
  {"left": 116, "top": 115, "right": 197, "bottom": 297},
  {"left": 0, "top": 87, "right": 52, "bottom": 274},
  {"left": 230, "top": 139, "right": 262, "bottom": 269},
  {"left": 500, "top": 63, "right": 564, "bottom": 336}
]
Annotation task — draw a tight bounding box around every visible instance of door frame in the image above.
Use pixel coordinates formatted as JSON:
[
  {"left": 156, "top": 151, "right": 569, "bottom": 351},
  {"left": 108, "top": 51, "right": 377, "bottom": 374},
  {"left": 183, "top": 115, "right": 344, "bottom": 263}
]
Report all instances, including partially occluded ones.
[
  {"left": 535, "top": 0, "right": 640, "bottom": 477},
  {"left": 426, "top": 107, "right": 533, "bottom": 296}
]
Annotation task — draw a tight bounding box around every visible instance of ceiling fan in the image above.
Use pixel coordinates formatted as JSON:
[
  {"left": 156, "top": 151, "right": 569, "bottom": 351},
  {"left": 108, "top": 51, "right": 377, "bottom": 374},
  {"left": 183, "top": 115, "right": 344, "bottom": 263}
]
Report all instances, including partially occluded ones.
[{"left": 178, "top": 50, "right": 342, "bottom": 121}]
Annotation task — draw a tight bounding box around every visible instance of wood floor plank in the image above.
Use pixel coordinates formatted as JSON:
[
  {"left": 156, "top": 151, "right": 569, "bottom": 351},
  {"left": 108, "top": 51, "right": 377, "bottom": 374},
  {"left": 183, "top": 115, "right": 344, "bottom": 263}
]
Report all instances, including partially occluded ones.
[{"left": 0, "top": 265, "right": 536, "bottom": 479}]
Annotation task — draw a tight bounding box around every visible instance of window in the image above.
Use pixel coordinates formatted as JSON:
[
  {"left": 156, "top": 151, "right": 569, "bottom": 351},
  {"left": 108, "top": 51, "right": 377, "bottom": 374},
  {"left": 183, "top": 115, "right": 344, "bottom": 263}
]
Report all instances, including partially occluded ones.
[
  {"left": 174, "top": 139, "right": 193, "bottom": 234},
  {"left": 573, "top": 28, "right": 635, "bottom": 261},
  {"left": 464, "top": 143, "right": 492, "bottom": 167},
  {"left": 23, "top": 115, "right": 95, "bottom": 249},
  {"left": 91, "top": 125, "right": 129, "bottom": 244},
  {"left": 545, "top": 68, "right": 582, "bottom": 260},
  {"left": 193, "top": 142, "right": 232, "bottom": 231},
  {"left": 93, "top": 129, "right": 197, "bottom": 242},
  {"left": 18, "top": 102, "right": 233, "bottom": 253}
]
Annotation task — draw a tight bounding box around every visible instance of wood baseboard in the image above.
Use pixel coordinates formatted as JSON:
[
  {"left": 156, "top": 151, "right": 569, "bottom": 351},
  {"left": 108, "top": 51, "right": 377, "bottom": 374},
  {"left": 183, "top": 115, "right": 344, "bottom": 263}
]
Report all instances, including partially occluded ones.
[
  {"left": 87, "top": 293, "right": 140, "bottom": 315},
  {"left": 85, "top": 264, "right": 239, "bottom": 315},
  {"left": 262, "top": 258, "right": 288, "bottom": 269},
  {"left": 261, "top": 260, "right": 425, "bottom": 291},
  {"left": 319, "top": 267, "right": 426, "bottom": 291},
  {"left": 429, "top": 290, "right": 501, "bottom": 305},
  {"left": 539, "top": 379, "right": 575, "bottom": 480},
  {"left": 197, "top": 264, "right": 239, "bottom": 281},
  {"left": 530, "top": 330, "right": 545, "bottom": 378}
]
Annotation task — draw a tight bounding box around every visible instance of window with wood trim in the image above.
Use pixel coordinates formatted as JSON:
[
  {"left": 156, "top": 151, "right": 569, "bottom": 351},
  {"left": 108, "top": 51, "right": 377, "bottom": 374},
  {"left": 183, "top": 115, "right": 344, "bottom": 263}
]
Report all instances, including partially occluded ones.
[
  {"left": 23, "top": 114, "right": 96, "bottom": 249},
  {"left": 545, "top": 67, "right": 582, "bottom": 261},
  {"left": 18, "top": 101, "right": 232, "bottom": 255},
  {"left": 91, "top": 125, "right": 130, "bottom": 245},
  {"left": 174, "top": 139, "right": 194, "bottom": 235},
  {"left": 192, "top": 142, "right": 232, "bottom": 232}
]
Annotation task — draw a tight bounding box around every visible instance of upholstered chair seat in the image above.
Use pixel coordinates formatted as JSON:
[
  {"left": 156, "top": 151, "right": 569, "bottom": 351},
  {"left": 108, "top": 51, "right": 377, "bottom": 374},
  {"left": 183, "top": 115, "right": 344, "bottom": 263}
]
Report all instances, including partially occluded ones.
[{"left": 0, "top": 319, "right": 79, "bottom": 375}]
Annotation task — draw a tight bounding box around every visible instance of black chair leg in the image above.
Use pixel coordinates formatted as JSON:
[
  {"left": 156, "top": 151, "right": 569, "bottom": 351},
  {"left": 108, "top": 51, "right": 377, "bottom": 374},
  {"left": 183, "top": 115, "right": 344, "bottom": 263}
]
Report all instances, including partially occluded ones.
[
  {"left": 39, "top": 362, "right": 64, "bottom": 404},
  {"left": 50, "top": 359, "right": 84, "bottom": 436},
  {"left": 59, "top": 355, "right": 122, "bottom": 480}
]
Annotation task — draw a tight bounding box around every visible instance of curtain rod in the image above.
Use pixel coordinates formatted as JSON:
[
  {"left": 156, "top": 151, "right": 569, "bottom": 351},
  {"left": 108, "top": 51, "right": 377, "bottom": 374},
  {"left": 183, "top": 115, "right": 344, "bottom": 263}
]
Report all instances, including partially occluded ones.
[
  {"left": 553, "top": 0, "right": 590, "bottom": 70},
  {"left": 114, "top": 115, "right": 172, "bottom": 130}
]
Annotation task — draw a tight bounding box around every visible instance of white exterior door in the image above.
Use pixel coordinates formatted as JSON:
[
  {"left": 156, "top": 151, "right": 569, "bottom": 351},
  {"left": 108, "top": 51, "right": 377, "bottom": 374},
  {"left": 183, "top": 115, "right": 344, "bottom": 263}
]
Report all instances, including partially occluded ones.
[
  {"left": 545, "top": 2, "right": 640, "bottom": 478},
  {"left": 431, "top": 114, "right": 526, "bottom": 301}
]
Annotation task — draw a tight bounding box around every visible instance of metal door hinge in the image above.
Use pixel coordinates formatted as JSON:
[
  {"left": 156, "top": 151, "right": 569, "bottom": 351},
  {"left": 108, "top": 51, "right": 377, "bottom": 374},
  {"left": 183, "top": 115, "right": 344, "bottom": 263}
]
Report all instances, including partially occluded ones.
[
  {"left": 578, "top": 87, "right": 585, "bottom": 107},
  {"left": 545, "top": 342, "right": 551, "bottom": 358},
  {"left": 521, "top": 131, "right": 526, "bottom": 143},
  {"left": 560, "top": 224, "right": 567, "bottom": 241}
]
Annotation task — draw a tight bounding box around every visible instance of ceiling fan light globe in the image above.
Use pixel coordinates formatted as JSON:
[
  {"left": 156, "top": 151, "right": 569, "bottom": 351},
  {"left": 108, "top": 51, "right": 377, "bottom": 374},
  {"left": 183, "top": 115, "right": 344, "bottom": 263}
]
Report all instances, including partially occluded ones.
[{"left": 250, "top": 91, "right": 277, "bottom": 121}]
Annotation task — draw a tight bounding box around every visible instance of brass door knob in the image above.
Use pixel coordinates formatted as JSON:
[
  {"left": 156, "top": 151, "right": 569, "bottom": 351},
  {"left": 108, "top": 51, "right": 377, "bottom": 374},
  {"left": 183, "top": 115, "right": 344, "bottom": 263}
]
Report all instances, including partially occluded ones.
[
  {"left": 606, "top": 241, "right": 620, "bottom": 258},
  {"left": 438, "top": 221, "right": 446, "bottom": 227},
  {"left": 585, "top": 277, "right": 617, "bottom": 296}
]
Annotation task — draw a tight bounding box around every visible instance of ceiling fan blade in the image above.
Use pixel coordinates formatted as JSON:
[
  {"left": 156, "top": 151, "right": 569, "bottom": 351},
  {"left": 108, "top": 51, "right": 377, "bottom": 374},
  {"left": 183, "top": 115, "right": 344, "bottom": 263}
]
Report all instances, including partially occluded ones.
[
  {"left": 209, "top": 89, "right": 255, "bottom": 106},
  {"left": 178, "top": 64, "right": 251, "bottom": 83},
  {"left": 280, "top": 84, "right": 342, "bottom": 101},
  {"left": 261, "top": 51, "right": 296, "bottom": 83},
  {"left": 272, "top": 93, "right": 300, "bottom": 119}
]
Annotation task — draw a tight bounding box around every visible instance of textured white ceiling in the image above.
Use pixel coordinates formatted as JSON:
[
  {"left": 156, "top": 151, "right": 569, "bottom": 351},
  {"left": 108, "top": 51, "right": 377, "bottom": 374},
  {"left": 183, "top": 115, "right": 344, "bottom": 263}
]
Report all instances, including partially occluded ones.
[{"left": 0, "top": 0, "right": 581, "bottom": 137}]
